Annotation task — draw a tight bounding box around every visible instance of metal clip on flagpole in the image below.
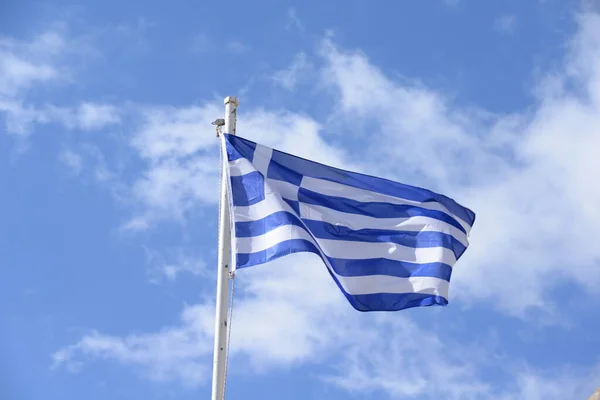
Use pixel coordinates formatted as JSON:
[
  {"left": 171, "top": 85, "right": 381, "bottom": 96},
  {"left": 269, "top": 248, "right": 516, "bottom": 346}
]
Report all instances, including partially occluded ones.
[{"left": 211, "top": 96, "right": 237, "bottom": 400}]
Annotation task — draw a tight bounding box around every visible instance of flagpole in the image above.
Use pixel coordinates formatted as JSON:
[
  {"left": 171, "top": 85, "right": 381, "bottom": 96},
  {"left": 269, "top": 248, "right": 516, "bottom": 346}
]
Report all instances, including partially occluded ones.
[{"left": 211, "top": 96, "right": 237, "bottom": 400}]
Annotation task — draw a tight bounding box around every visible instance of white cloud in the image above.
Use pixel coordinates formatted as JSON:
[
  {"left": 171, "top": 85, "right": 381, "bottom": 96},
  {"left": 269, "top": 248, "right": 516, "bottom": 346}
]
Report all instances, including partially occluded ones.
[
  {"left": 317, "top": 12, "right": 600, "bottom": 316},
  {"left": 226, "top": 256, "right": 347, "bottom": 368},
  {"left": 131, "top": 104, "right": 221, "bottom": 161},
  {"left": 122, "top": 103, "right": 221, "bottom": 227},
  {"left": 494, "top": 15, "right": 518, "bottom": 35},
  {"left": 51, "top": 257, "right": 337, "bottom": 386},
  {"left": 0, "top": 30, "right": 65, "bottom": 98},
  {"left": 286, "top": 8, "right": 305, "bottom": 31},
  {"left": 59, "top": 149, "right": 83, "bottom": 174},
  {"left": 272, "top": 52, "right": 311, "bottom": 90},
  {"left": 1, "top": 102, "right": 121, "bottom": 137},
  {"left": 119, "top": 217, "right": 150, "bottom": 232},
  {"left": 502, "top": 364, "right": 600, "bottom": 400},
  {"left": 124, "top": 102, "right": 351, "bottom": 229},
  {"left": 330, "top": 334, "right": 600, "bottom": 400},
  {"left": 51, "top": 303, "right": 214, "bottom": 387},
  {"left": 130, "top": 155, "right": 218, "bottom": 222},
  {"left": 0, "top": 53, "right": 57, "bottom": 97},
  {"left": 0, "top": 26, "right": 121, "bottom": 137},
  {"left": 51, "top": 254, "right": 600, "bottom": 399},
  {"left": 0, "top": 29, "right": 66, "bottom": 138},
  {"left": 144, "top": 247, "right": 208, "bottom": 283},
  {"left": 51, "top": 257, "right": 456, "bottom": 391},
  {"left": 324, "top": 314, "right": 492, "bottom": 399},
  {"left": 76, "top": 102, "right": 121, "bottom": 130},
  {"left": 1, "top": 101, "right": 47, "bottom": 136},
  {"left": 57, "top": 143, "right": 122, "bottom": 194}
]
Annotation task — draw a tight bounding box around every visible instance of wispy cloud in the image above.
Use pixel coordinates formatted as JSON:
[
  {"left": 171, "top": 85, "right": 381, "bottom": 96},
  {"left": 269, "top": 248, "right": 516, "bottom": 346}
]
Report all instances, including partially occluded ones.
[
  {"left": 0, "top": 28, "right": 67, "bottom": 140},
  {"left": 272, "top": 52, "right": 311, "bottom": 91},
  {"left": 494, "top": 14, "right": 518, "bottom": 35},
  {"left": 76, "top": 103, "right": 121, "bottom": 130},
  {"left": 0, "top": 26, "right": 121, "bottom": 139},
  {"left": 226, "top": 40, "right": 250, "bottom": 54},
  {"left": 51, "top": 303, "right": 214, "bottom": 386},
  {"left": 1, "top": 101, "right": 121, "bottom": 136},
  {"left": 0, "top": 29, "right": 68, "bottom": 98},
  {"left": 122, "top": 103, "right": 221, "bottom": 227},
  {"left": 144, "top": 247, "right": 208, "bottom": 283},
  {"left": 0, "top": 52, "right": 57, "bottom": 97},
  {"left": 190, "top": 34, "right": 211, "bottom": 53},
  {"left": 189, "top": 35, "right": 250, "bottom": 55},
  {"left": 59, "top": 148, "right": 83, "bottom": 174},
  {"left": 330, "top": 338, "right": 600, "bottom": 399},
  {"left": 286, "top": 8, "right": 305, "bottom": 31},
  {"left": 57, "top": 142, "right": 122, "bottom": 196},
  {"left": 119, "top": 217, "right": 150, "bottom": 232},
  {"left": 112, "top": 17, "right": 154, "bottom": 52}
]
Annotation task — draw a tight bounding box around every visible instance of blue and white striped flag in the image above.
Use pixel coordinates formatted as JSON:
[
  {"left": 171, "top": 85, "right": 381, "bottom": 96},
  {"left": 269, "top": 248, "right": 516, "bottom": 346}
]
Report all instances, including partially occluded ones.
[{"left": 223, "top": 134, "right": 475, "bottom": 312}]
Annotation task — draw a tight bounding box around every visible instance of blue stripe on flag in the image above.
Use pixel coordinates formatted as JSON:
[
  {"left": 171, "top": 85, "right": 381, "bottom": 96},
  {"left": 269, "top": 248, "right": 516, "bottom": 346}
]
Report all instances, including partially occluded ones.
[
  {"left": 230, "top": 171, "right": 264, "bottom": 206},
  {"left": 235, "top": 211, "right": 304, "bottom": 237},
  {"left": 267, "top": 161, "right": 303, "bottom": 186},
  {"left": 328, "top": 258, "right": 453, "bottom": 281},
  {"left": 347, "top": 293, "right": 448, "bottom": 312},
  {"left": 226, "top": 134, "right": 256, "bottom": 161},
  {"left": 298, "top": 187, "right": 468, "bottom": 234},
  {"left": 282, "top": 198, "right": 301, "bottom": 215},
  {"left": 237, "top": 238, "right": 319, "bottom": 268}
]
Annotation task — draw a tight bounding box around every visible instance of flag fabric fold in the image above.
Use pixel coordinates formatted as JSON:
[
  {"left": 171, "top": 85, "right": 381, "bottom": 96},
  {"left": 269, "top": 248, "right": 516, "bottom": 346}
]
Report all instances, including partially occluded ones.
[{"left": 222, "top": 134, "right": 476, "bottom": 312}]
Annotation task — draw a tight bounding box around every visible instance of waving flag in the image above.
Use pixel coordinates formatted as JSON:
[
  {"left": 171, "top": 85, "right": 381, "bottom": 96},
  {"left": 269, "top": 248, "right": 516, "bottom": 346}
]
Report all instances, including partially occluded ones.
[{"left": 223, "top": 134, "right": 475, "bottom": 312}]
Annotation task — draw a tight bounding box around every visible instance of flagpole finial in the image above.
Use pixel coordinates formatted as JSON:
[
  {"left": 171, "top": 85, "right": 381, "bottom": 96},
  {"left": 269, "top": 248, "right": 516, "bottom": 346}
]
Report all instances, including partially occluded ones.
[
  {"left": 224, "top": 96, "right": 238, "bottom": 135},
  {"left": 224, "top": 96, "right": 238, "bottom": 106}
]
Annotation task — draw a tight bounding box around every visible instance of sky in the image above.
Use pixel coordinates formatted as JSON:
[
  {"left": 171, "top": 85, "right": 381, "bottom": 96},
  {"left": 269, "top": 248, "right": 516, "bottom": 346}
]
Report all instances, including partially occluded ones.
[{"left": 2, "top": 0, "right": 600, "bottom": 399}]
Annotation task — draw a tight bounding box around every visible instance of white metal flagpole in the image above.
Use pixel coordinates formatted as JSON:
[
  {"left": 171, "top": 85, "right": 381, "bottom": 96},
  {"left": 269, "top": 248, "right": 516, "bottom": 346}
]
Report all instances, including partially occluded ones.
[{"left": 211, "top": 96, "right": 238, "bottom": 400}]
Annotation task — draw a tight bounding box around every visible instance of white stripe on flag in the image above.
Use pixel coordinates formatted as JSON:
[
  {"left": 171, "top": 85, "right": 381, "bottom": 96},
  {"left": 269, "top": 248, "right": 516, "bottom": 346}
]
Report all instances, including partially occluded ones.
[
  {"left": 336, "top": 275, "right": 449, "bottom": 297},
  {"left": 229, "top": 158, "right": 255, "bottom": 177},
  {"left": 254, "top": 144, "right": 273, "bottom": 199},
  {"left": 267, "top": 179, "right": 299, "bottom": 202},
  {"left": 252, "top": 145, "right": 272, "bottom": 177},
  {"left": 234, "top": 195, "right": 297, "bottom": 222},
  {"left": 317, "top": 238, "right": 456, "bottom": 265},
  {"left": 236, "top": 224, "right": 312, "bottom": 253}
]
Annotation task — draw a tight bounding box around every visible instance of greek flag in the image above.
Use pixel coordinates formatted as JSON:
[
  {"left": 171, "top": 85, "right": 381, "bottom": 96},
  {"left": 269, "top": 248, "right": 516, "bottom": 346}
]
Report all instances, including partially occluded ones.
[{"left": 223, "top": 134, "right": 475, "bottom": 312}]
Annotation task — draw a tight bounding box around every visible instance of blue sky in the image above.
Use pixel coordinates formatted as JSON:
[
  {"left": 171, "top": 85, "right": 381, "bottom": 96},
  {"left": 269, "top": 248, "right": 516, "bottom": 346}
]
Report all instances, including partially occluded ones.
[{"left": 2, "top": 0, "right": 600, "bottom": 399}]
